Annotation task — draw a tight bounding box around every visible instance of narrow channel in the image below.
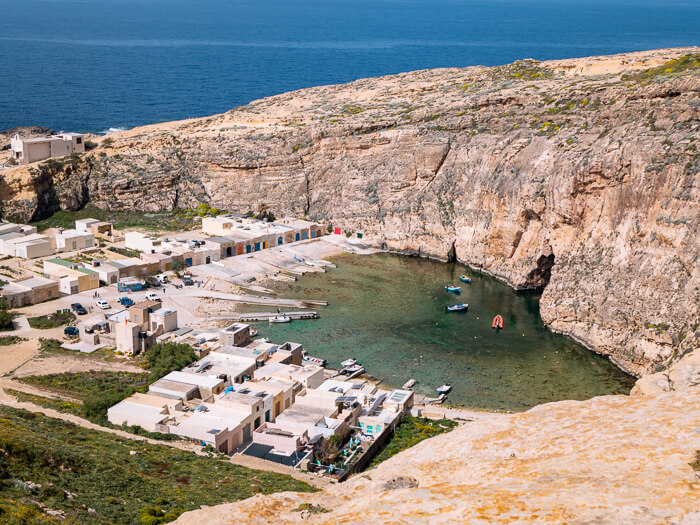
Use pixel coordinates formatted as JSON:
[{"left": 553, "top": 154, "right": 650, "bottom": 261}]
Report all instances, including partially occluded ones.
[{"left": 256, "top": 252, "right": 635, "bottom": 412}]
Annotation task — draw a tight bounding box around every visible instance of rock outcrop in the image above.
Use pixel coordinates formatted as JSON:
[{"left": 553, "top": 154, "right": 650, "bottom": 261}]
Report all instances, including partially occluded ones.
[
  {"left": 174, "top": 387, "right": 700, "bottom": 524},
  {"left": 1, "top": 48, "right": 698, "bottom": 376}
]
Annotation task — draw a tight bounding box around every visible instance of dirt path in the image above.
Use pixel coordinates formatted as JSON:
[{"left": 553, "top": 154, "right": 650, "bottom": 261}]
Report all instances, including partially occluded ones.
[{"left": 12, "top": 354, "right": 145, "bottom": 378}]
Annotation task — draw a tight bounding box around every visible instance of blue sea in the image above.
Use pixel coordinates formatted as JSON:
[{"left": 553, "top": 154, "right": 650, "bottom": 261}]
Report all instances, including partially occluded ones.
[{"left": 0, "top": 0, "right": 698, "bottom": 132}]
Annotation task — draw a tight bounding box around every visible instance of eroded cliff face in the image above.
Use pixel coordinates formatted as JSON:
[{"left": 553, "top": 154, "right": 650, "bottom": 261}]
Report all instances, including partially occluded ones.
[
  {"left": 1, "top": 48, "right": 698, "bottom": 376},
  {"left": 173, "top": 387, "right": 700, "bottom": 524}
]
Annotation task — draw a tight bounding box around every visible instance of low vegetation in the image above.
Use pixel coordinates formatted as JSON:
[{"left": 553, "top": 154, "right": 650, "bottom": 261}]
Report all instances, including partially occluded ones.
[
  {"left": 623, "top": 54, "right": 700, "bottom": 82},
  {"left": 17, "top": 341, "right": 195, "bottom": 424},
  {"left": 30, "top": 204, "right": 197, "bottom": 233},
  {"left": 0, "top": 335, "right": 25, "bottom": 346},
  {"left": 108, "top": 246, "right": 142, "bottom": 258},
  {"left": 27, "top": 311, "right": 76, "bottom": 329},
  {"left": 369, "top": 416, "right": 458, "bottom": 468},
  {"left": 0, "top": 297, "right": 14, "bottom": 331},
  {"left": 691, "top": 451, "right": 700, "bottom": 472},
  {"left": 0, "top": 405, "right": 316, "bottom": 524}
]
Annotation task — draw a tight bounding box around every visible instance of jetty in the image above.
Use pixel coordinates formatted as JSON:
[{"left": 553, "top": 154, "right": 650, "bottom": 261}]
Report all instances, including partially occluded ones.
[
  {"left": 402, "top": 379, "right": 417, "bottom": 389},
  {"left": 207, "top": 311, "right": 319, "bottom": 322}
]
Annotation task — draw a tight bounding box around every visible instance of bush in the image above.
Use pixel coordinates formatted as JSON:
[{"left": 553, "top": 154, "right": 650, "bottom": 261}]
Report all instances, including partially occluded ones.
[
  {"left": 145, "top": 342, "right": 196, "bottom": 380},
  {"left": 27, "top": 311, "right": 75, "bottom": 329},
  {"left": 0, "top": 336, "right": 26, "bottom": 346},
  {"left": 0, "top": 309, "right": 13, "bottom": 331}
]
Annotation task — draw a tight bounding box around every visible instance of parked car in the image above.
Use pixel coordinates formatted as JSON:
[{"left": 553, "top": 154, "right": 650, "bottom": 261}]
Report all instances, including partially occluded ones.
[
  {"left": 183, "top": 276, "right": 194, "bottom": 286},
  {"left": 119, "top": 297, "right": 134, "bottom": 307},
  {"left": 70, "top": 303, "right": 87, "bottom": 315},
  {"left": 64, "top": 326, "right": 79, "bottom": 337},
  {"left": 145, "top": 292, "right": 161, "bottom": 302},
  {"left": 96, "top": 299, "right": 110, "bottom": 310},
  {"left": 145, "top": 276, "right": 161, "bottom": 287},
  {"left": 156, "top": 273, "right": 170, "bottom": 284}
]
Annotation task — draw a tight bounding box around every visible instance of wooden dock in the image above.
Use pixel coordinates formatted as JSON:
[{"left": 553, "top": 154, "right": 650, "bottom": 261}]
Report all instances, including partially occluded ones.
[{"left": 207, "top": 311, "right": 319, "bottom": 322}]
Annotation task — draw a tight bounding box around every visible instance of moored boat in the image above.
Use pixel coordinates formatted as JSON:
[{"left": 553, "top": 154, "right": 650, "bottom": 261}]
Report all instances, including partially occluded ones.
[
  {"left": 250, "top": 328, "right": 259, "bottom": 336},
  {"left": 269, "top": 314, "right": 291, "bottom": 323},
  {"left": 437, "top": 383, "right": 452, "bottom": 395},
  {"left": 344, "top": 364, "right": 365, "bottom": 375},
  {"left": 445, "top": 285, "right": 461, "bottom": 293},
  {"left": 459, "top": 275, "right": 472, "bottom": 284},
  {"left": 492, "top": 314, "right": 504, "bottom": 329},
  {"left": 341, "top": 358, "right": 357, "bottom": 368},
  {"left": 302, "top": 351, "right": 326, "bottom": 367},
  {"left": 446, "top": 303, "right": 468, "bottom": 312}
]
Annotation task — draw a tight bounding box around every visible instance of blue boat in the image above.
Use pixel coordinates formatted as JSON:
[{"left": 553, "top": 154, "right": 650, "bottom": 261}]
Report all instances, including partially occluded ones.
[
  {"left": 445, "top": 285, "right": 461, "bottom": 293},
  {"left": 446, "top": 303, "right": 468, "bottom": 312},
  {"left": 459, "top": 275, "right": 472, "bottom": 284}
]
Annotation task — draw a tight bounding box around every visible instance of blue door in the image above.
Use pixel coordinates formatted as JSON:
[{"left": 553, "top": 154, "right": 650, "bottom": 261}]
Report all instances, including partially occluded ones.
[
  {"left": 185, "top": 258, "right": 193, "bottom": 267},
  {"left": 310, "top": 230, "right": 316, "bottom": 238},
  {"left": 302, "top": 231, "right": 308, "bottom": 240},
  {"left": 246, "top": 245, "right": 251, "bottom": 254},
  {"left": 277, "top": 237, "right": 283, "bottom": 245},
  {"left": 254, "top": 242, "right": 260, "bottom": 251},
  {"left": 295, "top": 233, "right": 300, "bottom": 241}
]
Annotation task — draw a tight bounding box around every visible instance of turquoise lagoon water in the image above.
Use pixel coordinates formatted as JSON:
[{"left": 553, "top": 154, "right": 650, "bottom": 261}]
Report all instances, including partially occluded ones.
[{"left": 257, "top": 253, "right": 635, "bottom": 412}]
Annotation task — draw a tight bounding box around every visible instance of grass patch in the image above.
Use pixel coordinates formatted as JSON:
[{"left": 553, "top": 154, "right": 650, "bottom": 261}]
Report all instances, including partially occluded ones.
[
  {"left": 27, "top": 311, "right": 76, "bottom": 329},
  {"left": 7, "top": 390, "right": 83, "bottom": 417},
  {"left": 369, "top": 416, "right": 458, "bottom": 468},
  {"left": 30, "top": 204, "right": 197, "bottom": 233},
  {"left": 0, "top": 405, "right": 316, "bottom": 524},
  {"left": 0, "top": 335, "right": 27, "bottom": 346},
  {"left": 108, "top": 246, "right": 142, "bottom": 258}
]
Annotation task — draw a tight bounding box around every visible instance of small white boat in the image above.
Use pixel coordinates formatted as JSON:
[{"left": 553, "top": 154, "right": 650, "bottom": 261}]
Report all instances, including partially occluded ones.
[
  {"left": 269, "top": 315, "right": 291, "bottom": 323},
  {"left": 341, "top": 358, "right": 357, "bottom": 368},
  {"left": 250, "top": 328, "right": 259, "bottom": 336},
  {"left": 446, "top": 303, "right": 468, "bottom": 312},
  {"left": 345, "top": 364, "right": 365, "bottom": 375},
  {"left": 437, "top": 383, "right": 452, "bottom": 395}
]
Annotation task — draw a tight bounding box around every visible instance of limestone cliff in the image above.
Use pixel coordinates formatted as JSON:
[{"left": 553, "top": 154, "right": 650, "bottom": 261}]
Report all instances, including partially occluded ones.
[
  {"left": 1, "top": 48, "right": 699, "bottom": 376},
  {"left": 173, "top": 387, "right": 700, "bottom": 524}
]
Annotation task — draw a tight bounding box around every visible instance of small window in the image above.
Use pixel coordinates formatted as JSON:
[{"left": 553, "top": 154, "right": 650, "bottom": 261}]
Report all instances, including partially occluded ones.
[{"left": 76, "top": 137, "right": 82, "bottom": 144}]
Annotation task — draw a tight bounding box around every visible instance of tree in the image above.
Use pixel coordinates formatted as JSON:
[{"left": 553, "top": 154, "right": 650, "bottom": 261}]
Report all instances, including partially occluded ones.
[{"left": 172, "top": 260, "right": 185, "bottom": 278}]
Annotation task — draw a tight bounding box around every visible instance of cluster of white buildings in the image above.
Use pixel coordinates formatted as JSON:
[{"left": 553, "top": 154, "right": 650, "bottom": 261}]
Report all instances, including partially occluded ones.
[
  {"left": 108, "top": 324, "right": 413, "bottom": 469},
  {"left": 125, "top": 215, "right": 324, "bottom": 264},
  {"left": 0, "top": 218, "right": 115, "bottom": 260}
]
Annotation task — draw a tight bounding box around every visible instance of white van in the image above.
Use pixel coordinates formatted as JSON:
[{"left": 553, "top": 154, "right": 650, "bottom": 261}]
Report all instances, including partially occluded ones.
[
  {"left": 156, "top": 274, "right": 169, "bottom": 284},
  {"left": 145, "top": 292, "right": 161, "bottom": 302}
]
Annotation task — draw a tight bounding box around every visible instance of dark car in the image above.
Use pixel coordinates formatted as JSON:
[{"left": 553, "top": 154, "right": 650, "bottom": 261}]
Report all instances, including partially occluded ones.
[
  {"left": 64, "top": 326, "right": 79, "bottom": 337},
  {"left": 183, "top": 276, "right": 194, "bottom": 286},
  {"left": 70, "top": 303, "right": 87, "bottom": 315}
]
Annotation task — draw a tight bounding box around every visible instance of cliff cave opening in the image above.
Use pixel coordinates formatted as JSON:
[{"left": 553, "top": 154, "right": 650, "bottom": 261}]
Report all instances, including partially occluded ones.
[
  {"left": 527, "top": 253, "right": 555, "bottom": 289},
  {"left": 447, "top": 242, "right": 457, "bottom": 263}
]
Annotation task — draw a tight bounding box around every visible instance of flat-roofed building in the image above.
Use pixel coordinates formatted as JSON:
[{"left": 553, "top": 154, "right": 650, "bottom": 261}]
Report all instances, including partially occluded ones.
[
  {"left": 2, "top": 233, "right": 52, "bottom": 259},
  {"left": 54, "top": 229, "right": 95, "bottom": 252},
  {"left": 75, "top": 218, "right": 114, "bottom": 238},
  {"left": 218, "top": 323, "right": 251, "bottom": 347},
  {"left": 0, "top": 276, "right": 59, "bottom": 307},
  {"left": 43, "top": 258, "right": 99, "bottom": 293},
  {"left": 84, "top": 259, "right": 119, "bottom": 285},
  {"left": 11, "top": 133, "right": 84, "bottom": 165},
  {"left": 252, "top": 422, "right": 309, "bottom": 456},
  {"left": 254, "top": 362, "right": 325, "bottom": 390}
]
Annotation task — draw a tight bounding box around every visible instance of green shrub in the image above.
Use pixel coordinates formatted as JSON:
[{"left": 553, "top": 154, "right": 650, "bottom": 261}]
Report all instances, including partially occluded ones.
[
  {"left": 145, "top": 342, "right": 196, "bottom": 380},
  {"left": 0, "top": 336, "right": 26, "bottom": 346},
  {"left": 0, "top": 309, "right": 14, "bottom": 331},
  {"left": 27, "top": 311, "right": 75, "bottom": 329}
]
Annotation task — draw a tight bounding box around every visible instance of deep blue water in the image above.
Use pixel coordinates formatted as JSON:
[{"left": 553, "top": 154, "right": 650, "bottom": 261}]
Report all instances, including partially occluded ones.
[{"left": 1, "top": 0, "right": 698, "bottom": 132}]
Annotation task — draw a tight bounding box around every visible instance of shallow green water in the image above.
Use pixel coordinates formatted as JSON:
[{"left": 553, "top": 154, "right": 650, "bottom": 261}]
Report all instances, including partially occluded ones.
[{"left": 256, "top": 253, "right": 635, "bottom": 412}]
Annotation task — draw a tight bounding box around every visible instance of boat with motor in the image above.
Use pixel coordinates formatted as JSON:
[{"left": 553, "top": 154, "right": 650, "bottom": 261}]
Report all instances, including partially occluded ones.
[
  {"left": 344, "top": 363, "right": 365, "bottom": 375},
  {"left": 302, "top": 350, "right": 326, "bottom": 367},
  {"left": 492, "top": 314, "right": 504, "bottom": 329},
  {"left": 269, "top": 314, "right": 291, "bottom": 323},
  {"left": 445, "top": 285, "right": 461, "bottom": 293},
  {"left": 437, "top": 383, "right": 452, "bottom": 395},
  {"left": 459, "top": 275, "right": 472, "bottom": 284},
  {"left": 341, "top": 358, "right": 357, "bottom": 368},
  {"left": 250, "top": 328, "right": 259, "bottom": 337},
  {"left": 446, "top": 303, "right": 468, "bottom": 312}
]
